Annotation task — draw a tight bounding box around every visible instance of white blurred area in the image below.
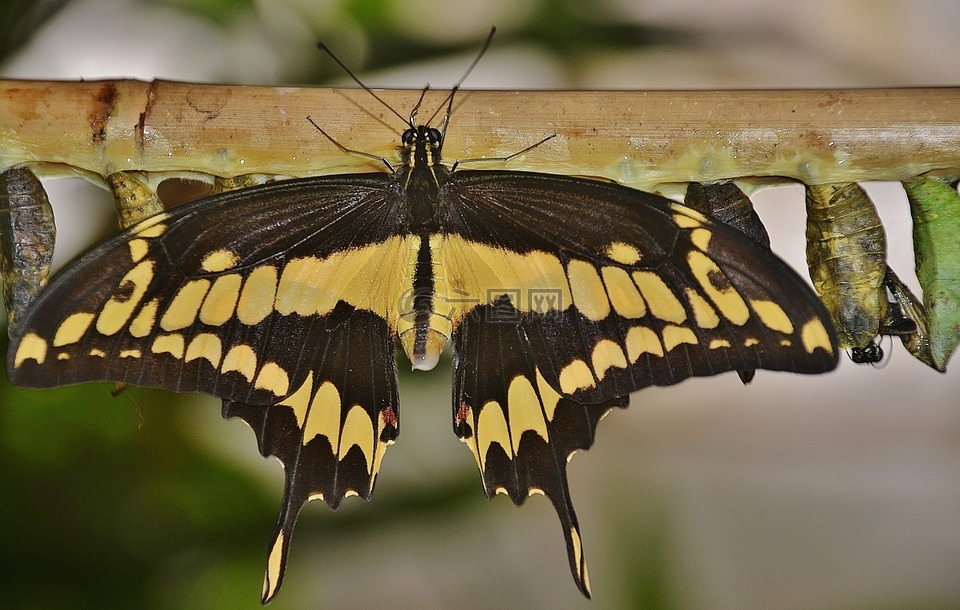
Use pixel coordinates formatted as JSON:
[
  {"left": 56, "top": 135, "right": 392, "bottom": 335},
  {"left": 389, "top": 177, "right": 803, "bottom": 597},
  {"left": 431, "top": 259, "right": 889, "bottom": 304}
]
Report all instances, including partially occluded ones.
[{"left": 3, "top": 1, "right": 960, "bottom": 609}]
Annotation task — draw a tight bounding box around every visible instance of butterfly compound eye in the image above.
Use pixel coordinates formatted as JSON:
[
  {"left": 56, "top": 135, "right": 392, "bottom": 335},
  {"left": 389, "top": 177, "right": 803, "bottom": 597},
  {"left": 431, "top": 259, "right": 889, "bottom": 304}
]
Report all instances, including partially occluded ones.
[
  {"left": 426, "top": 128, "right": 442, "bottom": 145},
  {"left": 401, "top": 129, "right": 416, "bottom": 146}
]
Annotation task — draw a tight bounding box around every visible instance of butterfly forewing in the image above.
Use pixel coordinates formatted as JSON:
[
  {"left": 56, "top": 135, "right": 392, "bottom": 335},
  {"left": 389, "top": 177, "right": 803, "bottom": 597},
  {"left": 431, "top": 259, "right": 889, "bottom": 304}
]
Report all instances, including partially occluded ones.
[{"left": 442, "top": 171, "right": 837, "bottom": 391}]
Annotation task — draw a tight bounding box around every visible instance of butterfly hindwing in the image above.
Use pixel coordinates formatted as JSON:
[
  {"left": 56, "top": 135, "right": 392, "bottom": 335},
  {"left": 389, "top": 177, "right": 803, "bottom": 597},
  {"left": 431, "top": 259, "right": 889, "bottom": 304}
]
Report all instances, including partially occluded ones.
[
  {"left": 453, "top": 300, "right": 628, "bottom": 596},
  {"left": 225, "top": 302, "right": 399, "bottom": 601}
]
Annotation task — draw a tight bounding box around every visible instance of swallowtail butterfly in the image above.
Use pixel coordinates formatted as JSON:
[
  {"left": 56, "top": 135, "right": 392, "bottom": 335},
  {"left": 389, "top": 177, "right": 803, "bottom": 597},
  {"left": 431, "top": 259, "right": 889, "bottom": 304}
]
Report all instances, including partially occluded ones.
[{"left": 5, "top": 87, "right": 838, "bottom": 603}]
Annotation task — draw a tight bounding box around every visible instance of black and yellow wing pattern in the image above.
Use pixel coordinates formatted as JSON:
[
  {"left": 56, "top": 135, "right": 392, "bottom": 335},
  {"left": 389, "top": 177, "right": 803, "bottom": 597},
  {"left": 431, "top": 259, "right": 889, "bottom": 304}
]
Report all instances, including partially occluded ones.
[{"left": 6, "top": 125, "right": 838, "bottom": 602}]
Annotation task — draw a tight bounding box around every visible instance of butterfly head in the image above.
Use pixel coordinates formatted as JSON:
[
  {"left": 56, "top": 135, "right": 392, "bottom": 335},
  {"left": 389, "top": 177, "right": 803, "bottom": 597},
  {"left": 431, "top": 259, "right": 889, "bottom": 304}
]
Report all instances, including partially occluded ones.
[{"left": 401, "top": 124, "right": 444, "bottom": 169}]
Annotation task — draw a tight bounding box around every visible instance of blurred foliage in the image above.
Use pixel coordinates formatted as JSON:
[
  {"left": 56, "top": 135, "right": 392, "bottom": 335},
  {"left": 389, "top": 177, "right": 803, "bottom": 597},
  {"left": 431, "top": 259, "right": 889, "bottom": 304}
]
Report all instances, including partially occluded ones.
[
  {"left": 156, "top": 0, "right": 256, "bottom": 24},
  {"left": 0, "top": 330, "right": 271, "bottom": 607},
  {"left": 335, "top": 0, "right": 680, "bottom": 79},
  {"left": 0, "top": 0, "right": 67, "bottom": 59}
]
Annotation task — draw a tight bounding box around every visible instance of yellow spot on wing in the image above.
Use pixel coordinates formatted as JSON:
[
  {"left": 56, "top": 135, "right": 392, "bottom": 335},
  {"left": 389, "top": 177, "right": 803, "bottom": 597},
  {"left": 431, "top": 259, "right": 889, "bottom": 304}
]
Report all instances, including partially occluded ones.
[
  {"left": 690, "top": 228, "right": 712, "bottom": 251},
  {"left": 136, "top": 219, "right": 167, "bottom": 238},
  {"left": 201, "top": 248, "right": 239, "bottom": 272},
  {"left": 534, "top": 368, "right": 562, "bottom": 421},
  {"left": 558, "top": 359, "right": 595, "bottom": 394},
  {"left": 632, "top": 271, "right": 686, "bottom": 323},
  {"left": 567, "top": 260, "right": 610, "bottom": 321},
  {"left": 662, "top": 325, "right": 698, "bottom": 351},
  {"left": 89, "top": 348, "right": 106, "bottom": 358},
  {"left": 685, "top": 288, "right": 720, "bottom": 329},
  {"left": 687, "top": 250, "right": 750, "bottom": 325},
  {"left": 605, "top": 242, "right": 642, "bottom": 265},
  {"left": 53, "top": 312, "right": 95, "bottom": 346},
  {"left": 435, "top": 236, "right": 572, "bottom": 321},
  {"left": 278, "top": 372, "right": 313, "bottom": 427},
  {"left": 274, "top": 236, "right": 415, "bottom": 322},
  {"left": 750, "top": 299, "right": 794, "bottom": 333},
  {"left": 275, "top": 257, "right": 338, "bottom": 316},
  {"left": 151, "top": 334, "right": 185, "bottom": 359},
  {"left": 339, "top": 404, "right": 375, "bottom": 472},
  {"left": 221, "top": 344, "right": 257, "bottom": 381},
  {"left": 801, "top": 318, "right": 833, "bottom": 355},
  {"left": 673, "top": 213, "right": 701, "bottom": 229},
  {"left": 129, "top": 298, "right": 159, "bottom": 338},
  {"left": 199, "top": 274, "right": 242, "bottom": 326},
  {"left": 135, "top": 224, "right": 167, "bottom": 238},
  {"left": 303, "top": 381, "right": 341, "bottom": 447},
  {"left": 601, "top": 266, "right": 646, "bottom": 318},
  {"left": 160, "top": 279, "right": 211, "bottom": 331},
  {"left": 477, "top": 401, "right": 511, "bottom": 464},
  {"left": 185, "top": 333, "right": 223, "bottom": 368},
  {"left": 570, "top": 525, "right": 591, "bottom": 594},
  {"left": 744, "top": 337, "right": 760, "bottom": 347},
  {"left": 131, "top": 212, "right": 170, "bottom": 235},
  {"left": 625, "top": 325, "right": 663, "bottom": 361},
  {"left": 591, "top": 339, "right": 628, "bottom": 380},
  {"left": 709, "top": 338, "right": 731, "bottom": 349},
  {"left": 672, "top": 202, "right": 707, "bottom": 223},
  {"left": 128, "top": 239, "right": 149, "bottom": 263},
  {"left": 507, "top": 376, "right": 549, "bottom": 453},
  {"left": 97, "top": 260, "right": 155, "bottom": 336},
  {"left": 119, "top": 349, "right": 141, "bottom": 358},
  {"left": 263, "top": 531, "right": 284, "bottom": 603},
  {"left": 255, "top": 361, "right": 290, "bottom": 396},
  {"left": 14, "top": 333, "right": 48, "bottom": 367},
  {"left": 237, "top": 266, "right": 278, "bottom": 325}
]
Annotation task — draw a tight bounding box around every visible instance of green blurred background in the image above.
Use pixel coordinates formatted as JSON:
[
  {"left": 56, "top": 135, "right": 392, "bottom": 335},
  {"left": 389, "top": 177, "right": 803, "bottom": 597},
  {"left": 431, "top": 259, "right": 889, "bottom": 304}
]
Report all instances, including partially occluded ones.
[{"left": 2, "top": 1, "right": 960, "bottom": 608}]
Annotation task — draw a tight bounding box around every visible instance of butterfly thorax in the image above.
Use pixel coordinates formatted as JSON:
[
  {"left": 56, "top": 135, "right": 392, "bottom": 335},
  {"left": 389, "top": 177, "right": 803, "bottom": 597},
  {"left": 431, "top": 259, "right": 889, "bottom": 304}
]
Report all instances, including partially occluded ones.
[{"left": 398, "top": 125, "right": 450, "bottom": 231}]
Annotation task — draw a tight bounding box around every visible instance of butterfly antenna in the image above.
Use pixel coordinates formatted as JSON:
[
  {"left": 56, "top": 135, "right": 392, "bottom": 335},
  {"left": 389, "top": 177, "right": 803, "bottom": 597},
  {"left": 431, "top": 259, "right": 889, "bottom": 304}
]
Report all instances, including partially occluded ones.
[
  {"left": 306, "top": 116, "right": 396, "bottom": 172},
  {"left": 430, "top": 26, "right": 497, "bottom": 139},
  {"left": 317, "top": 42, "right": 409, "bottom": 126},
  {"left": 408, "top": 84, "right": 432, "bottom": 129}
]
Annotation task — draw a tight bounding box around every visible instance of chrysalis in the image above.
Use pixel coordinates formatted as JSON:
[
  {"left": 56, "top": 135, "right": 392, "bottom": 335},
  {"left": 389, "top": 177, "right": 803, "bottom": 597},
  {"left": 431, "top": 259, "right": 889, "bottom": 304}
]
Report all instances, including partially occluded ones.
[
  {"left": 804, "top": 182, "right": 888, "bottom": 358},
  {"left": 903, "top": 175, "right": 960, "bottom": 370},
  {"left": 0, "top": 166, "right": 56, "bottom": 334}
]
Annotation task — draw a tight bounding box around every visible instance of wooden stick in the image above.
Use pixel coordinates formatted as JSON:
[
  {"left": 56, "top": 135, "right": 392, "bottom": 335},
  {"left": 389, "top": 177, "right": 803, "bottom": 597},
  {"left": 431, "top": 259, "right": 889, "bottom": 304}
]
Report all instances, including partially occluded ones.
[{"left": 1, "top": 79, "right": 959, "bottom": 190}]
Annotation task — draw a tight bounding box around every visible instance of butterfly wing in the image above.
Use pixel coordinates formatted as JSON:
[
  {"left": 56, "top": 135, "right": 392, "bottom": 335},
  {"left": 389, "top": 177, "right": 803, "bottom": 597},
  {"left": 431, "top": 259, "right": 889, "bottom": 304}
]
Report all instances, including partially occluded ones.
[
  {"left": 440, "top": 170, "right": 838, "bottom": 594},
  {"left": 6, "top": 175, "right": 411, "bottom": 602},
  {"left": 453, "top": 302, "right": 627, "bottom": 595}
]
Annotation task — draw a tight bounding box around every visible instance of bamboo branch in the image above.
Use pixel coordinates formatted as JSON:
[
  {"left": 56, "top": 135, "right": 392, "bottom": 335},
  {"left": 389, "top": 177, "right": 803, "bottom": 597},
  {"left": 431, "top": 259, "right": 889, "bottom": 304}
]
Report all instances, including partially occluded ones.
[{"left": 1, "top": 79, "right": 959, "bottom": 190}]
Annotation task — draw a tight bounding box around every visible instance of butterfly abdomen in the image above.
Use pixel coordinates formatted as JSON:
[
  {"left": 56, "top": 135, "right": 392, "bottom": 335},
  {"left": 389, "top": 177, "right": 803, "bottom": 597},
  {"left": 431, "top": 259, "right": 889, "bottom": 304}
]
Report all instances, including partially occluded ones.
[{"left": 399, "top": 234, "right": 449, "bottom": 371}]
